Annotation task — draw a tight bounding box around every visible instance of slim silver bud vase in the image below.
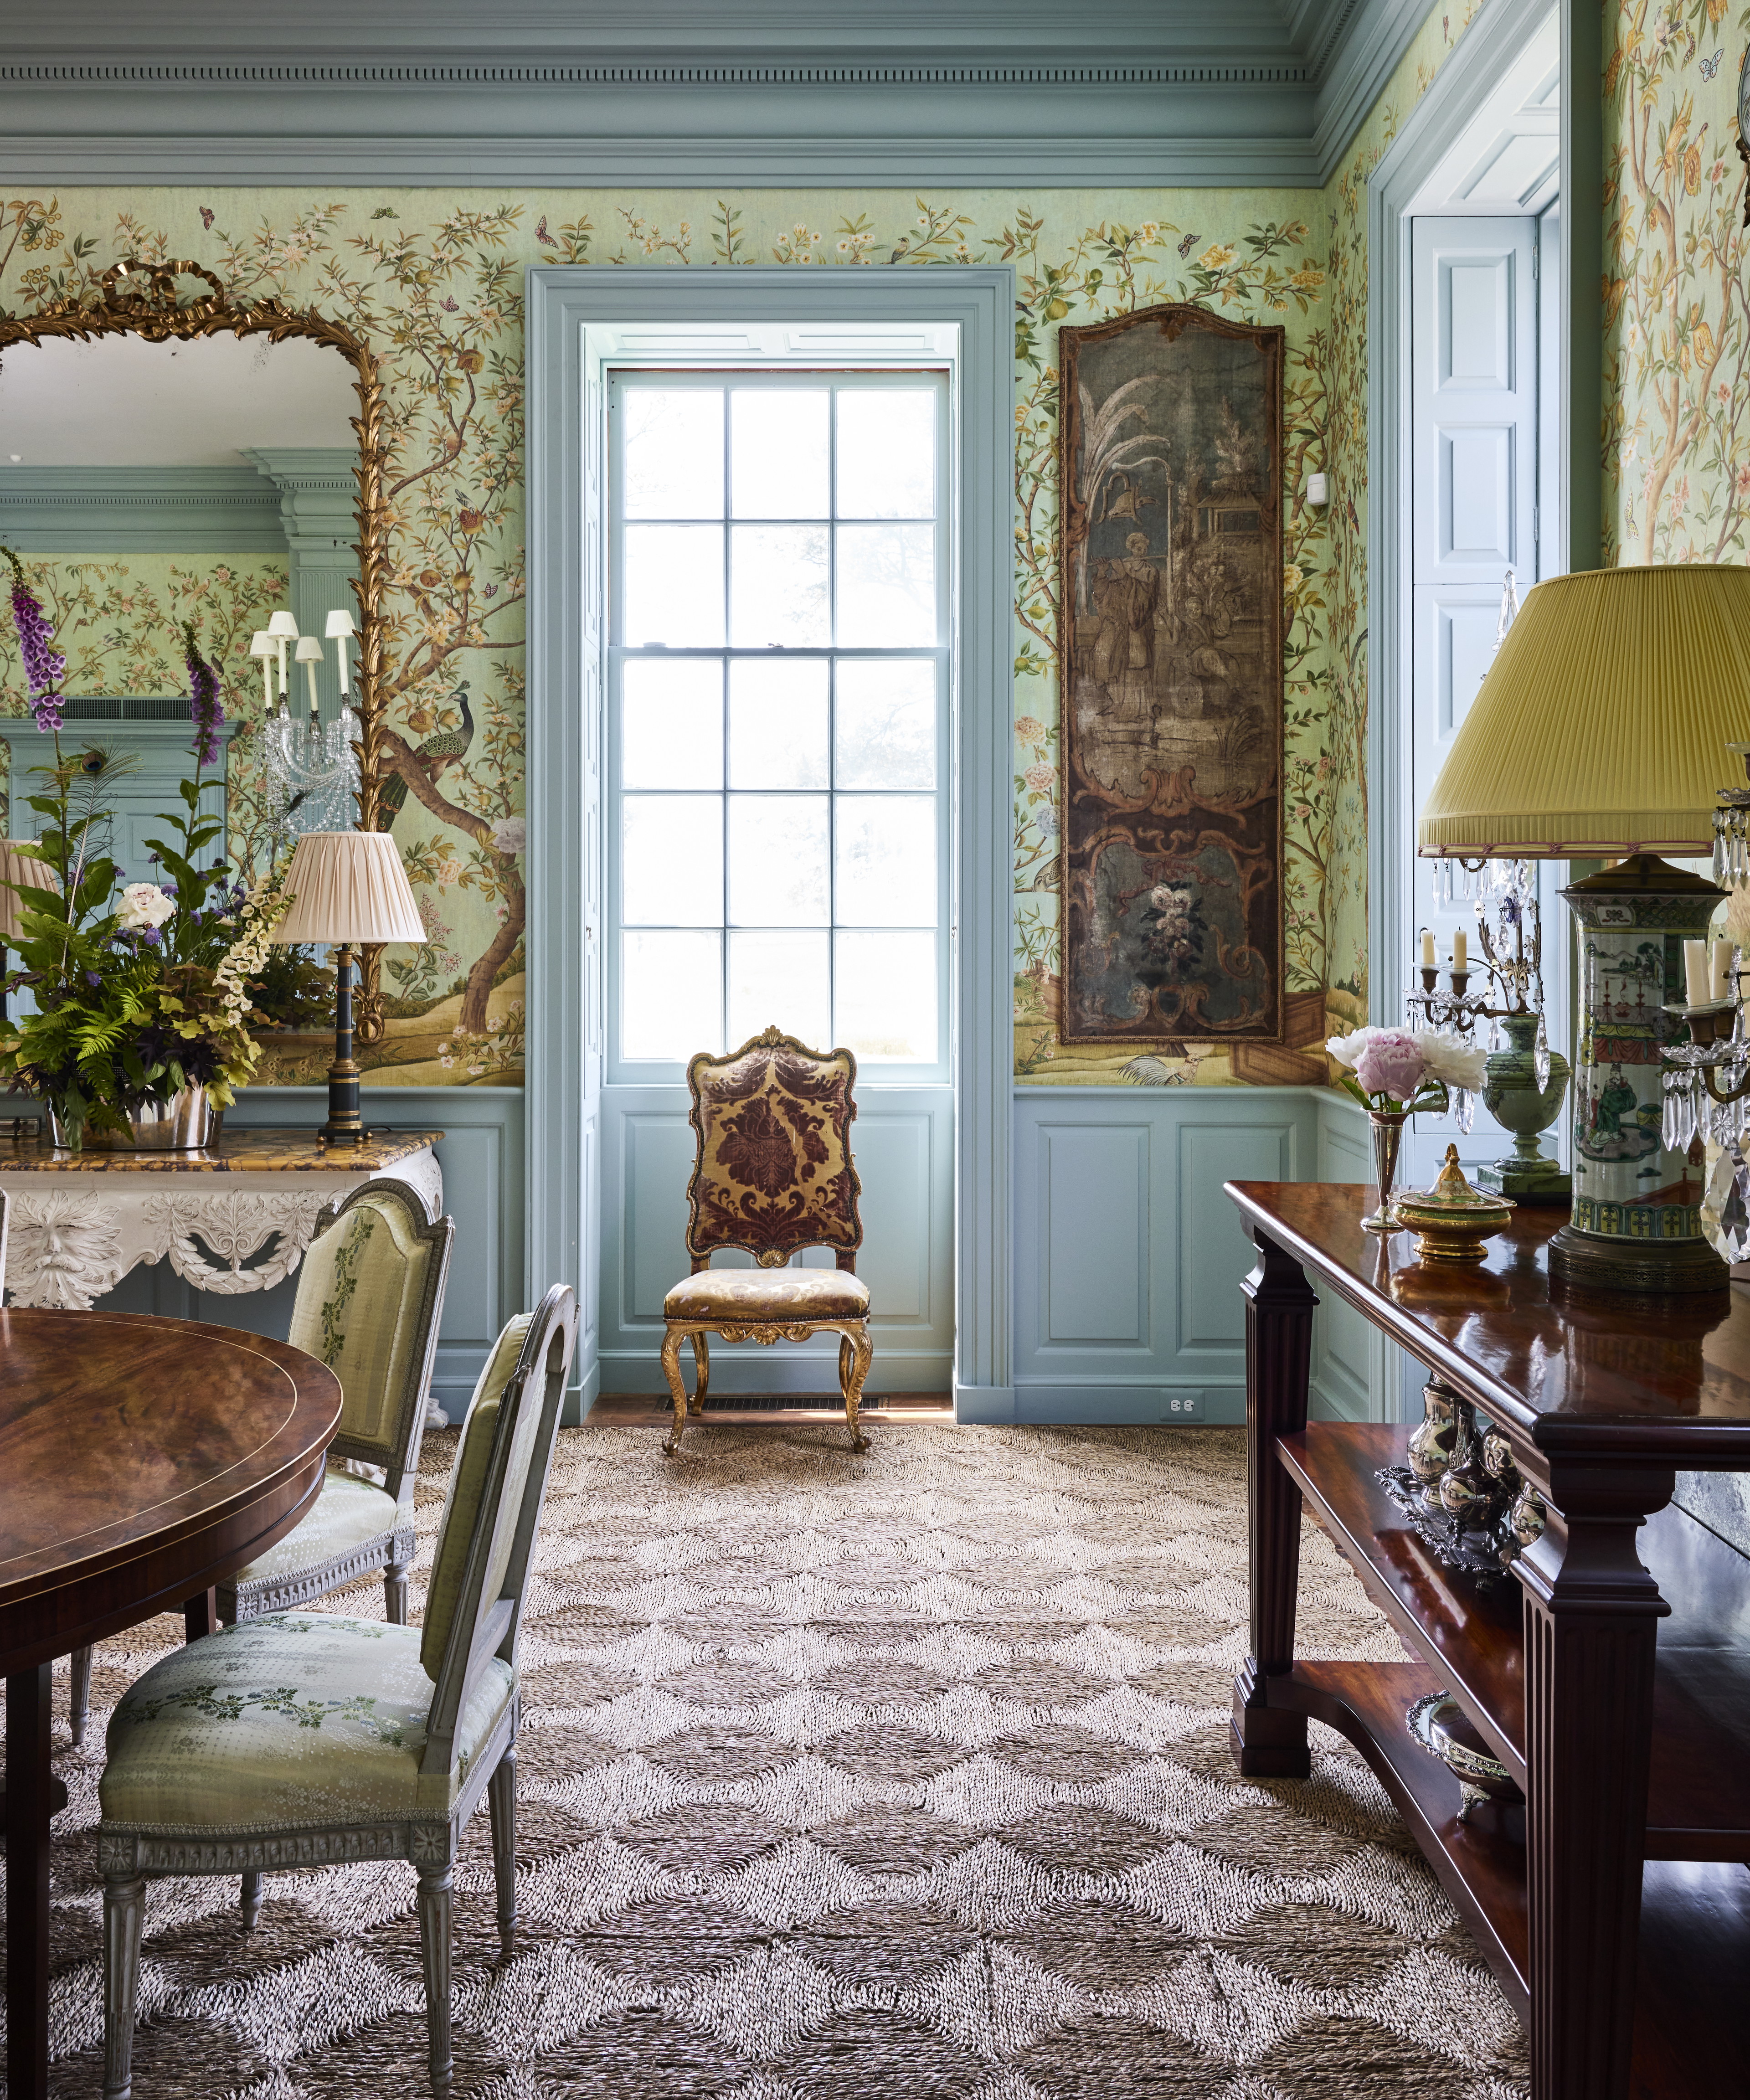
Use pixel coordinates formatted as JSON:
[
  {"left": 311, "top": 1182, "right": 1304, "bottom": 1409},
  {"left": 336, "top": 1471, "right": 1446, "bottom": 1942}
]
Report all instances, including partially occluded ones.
[{"left": 1364, "top": 1109, "right": 1408, "bottom": 1231}]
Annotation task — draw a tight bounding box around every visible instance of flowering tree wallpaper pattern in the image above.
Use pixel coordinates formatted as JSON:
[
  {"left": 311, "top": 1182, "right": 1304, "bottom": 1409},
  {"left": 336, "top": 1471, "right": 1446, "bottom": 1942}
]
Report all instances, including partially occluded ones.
[{"left": 0, "top": 5, "right": 1481, "bottom": 1091}]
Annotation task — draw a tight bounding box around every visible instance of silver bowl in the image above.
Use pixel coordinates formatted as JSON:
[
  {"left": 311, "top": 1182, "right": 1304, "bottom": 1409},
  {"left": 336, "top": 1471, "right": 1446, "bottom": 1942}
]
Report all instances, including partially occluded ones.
[{"left": 1408, "top": 1689, "right": 1524, "bottom": 1824}]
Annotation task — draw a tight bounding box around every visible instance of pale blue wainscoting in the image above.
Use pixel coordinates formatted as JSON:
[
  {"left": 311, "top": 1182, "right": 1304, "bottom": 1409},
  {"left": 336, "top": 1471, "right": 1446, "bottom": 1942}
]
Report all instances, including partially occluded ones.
[
  {"left": 93, "top": 1086, "right": 524, "bottom": 1421},
  {"left": 597, "top": 1083, "right": 956, "bottom": 1396},
  {"left": 1002, "top": 1085, "right": 1384, "bottom": 1426}
]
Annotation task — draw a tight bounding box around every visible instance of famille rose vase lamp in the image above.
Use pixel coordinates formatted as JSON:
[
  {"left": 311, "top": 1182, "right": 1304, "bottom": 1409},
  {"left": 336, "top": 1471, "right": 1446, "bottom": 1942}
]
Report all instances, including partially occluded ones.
[
  {"left": 268, "top": 831, "right": 424, "bottom": 1148},
  {"left": 1418, "top": 564, "right": 1750, "bottom": 1296}
]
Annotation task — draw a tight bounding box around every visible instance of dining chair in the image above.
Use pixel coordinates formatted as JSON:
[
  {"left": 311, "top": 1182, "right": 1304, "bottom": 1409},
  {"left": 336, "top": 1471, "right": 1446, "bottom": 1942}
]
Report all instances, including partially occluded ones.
[
  {"left": 66, "top": 1176, "right": 453, "bottom": 1746},
  {"left": 659, "top": 1023, "right": 872, "bottom": 1457},
  {"left": 98, "top": 1284, "right": 578, "bottom": 2100}
]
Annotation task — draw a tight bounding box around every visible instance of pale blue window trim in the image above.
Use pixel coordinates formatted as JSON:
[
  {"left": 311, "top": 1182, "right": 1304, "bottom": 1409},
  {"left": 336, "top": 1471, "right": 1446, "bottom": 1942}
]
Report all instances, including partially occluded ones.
[
  {"left": 605, "top": 365, "right": 952, "bottom": 1087},
  {"left": 525, "top": 267, "right": 1015, "bottom": 1409}
]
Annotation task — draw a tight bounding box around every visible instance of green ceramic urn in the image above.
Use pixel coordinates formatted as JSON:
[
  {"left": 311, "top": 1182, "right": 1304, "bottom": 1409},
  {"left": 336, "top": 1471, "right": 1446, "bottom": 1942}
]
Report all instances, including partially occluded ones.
[{"left": 1475, "top": 1010, "right": 1570, "bottom": 1203}]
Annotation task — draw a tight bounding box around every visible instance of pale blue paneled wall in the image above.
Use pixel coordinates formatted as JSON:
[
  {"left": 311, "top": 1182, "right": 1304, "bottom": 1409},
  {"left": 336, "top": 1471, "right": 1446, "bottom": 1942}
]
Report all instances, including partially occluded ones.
[{"left": 999, "top": 1084, "right": 1379, "bottom": 1425}]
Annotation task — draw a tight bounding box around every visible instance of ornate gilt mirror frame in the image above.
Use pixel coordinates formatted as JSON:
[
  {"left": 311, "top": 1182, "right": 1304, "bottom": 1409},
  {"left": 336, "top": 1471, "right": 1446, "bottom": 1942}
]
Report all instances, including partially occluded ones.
[{"left": 0, "top": 257, "right": 397, "bottom": 1039}]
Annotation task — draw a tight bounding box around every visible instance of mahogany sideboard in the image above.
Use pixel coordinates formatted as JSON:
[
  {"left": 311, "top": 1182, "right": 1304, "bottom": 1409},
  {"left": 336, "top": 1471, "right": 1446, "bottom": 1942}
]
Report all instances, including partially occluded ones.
[{"left": 1225, "top": 1180, "right": 1750, "bottom": 2100}]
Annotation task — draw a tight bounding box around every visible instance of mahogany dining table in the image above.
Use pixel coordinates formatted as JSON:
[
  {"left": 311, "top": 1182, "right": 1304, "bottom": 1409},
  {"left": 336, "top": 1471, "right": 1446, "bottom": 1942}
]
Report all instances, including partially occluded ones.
[{"left": 0, "top": 1307, "right": 342, "bottom": 2100}]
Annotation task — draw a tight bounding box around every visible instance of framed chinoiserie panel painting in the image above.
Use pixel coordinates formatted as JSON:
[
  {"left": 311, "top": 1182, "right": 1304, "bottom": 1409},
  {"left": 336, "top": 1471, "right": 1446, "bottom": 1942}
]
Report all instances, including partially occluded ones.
[{"left": 1058, "top": 303, "right": 1285, "bottom": 1047}]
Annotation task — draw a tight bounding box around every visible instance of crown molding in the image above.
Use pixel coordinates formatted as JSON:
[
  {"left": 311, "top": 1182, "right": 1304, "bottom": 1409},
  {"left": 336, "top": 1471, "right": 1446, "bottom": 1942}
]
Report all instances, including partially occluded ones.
[
  {"left": 0, "top": 0, "right": 1436, "bottom": 190},
  {"left": 0, "top": 464, "right": 287, "bottom": 551}
]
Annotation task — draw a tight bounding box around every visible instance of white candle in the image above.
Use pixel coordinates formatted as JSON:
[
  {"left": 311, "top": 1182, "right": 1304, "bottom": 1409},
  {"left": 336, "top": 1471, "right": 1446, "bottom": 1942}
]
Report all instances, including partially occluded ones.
[
  {"left": 259, "top": 659, "right": 273, "bottom": 712},
  {"left": 1453, "top": 929, "right": 1467, "bottom": 971},
  {"left": 335, "top": 634, "right": 350, "bottom": 696},
  {"left": 1421, "top": 928, "right": 1436, "bottom": 969},
  {"left": 1713, "top": 941, "right": 1736, "bottom": 1002},
  {"left": 303, "top": 654, "right": 321, "bottom": 717},
  {"left": 1685, "top": 939, "right": 1710, "bottom": 1006}
]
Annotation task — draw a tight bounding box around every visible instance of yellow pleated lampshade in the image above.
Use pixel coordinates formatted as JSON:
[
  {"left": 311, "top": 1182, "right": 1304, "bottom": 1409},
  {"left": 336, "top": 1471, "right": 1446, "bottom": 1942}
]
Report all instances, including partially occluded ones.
[
  {"left": 1417, "top": 563, "right": 1750, "bottom": 856},
  {"left": 271, "top": 831, "right": 425, "bottom": 946},
  {"left": 0, "top": 838, "right": 58, "bottom": 944}
]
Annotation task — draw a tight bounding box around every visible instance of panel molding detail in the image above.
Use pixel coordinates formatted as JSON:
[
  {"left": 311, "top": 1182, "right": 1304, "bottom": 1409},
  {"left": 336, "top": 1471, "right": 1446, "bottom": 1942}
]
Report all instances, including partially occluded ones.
[{"left": 1014, "top": 1085, "right": 1385, "bottom": 1425}]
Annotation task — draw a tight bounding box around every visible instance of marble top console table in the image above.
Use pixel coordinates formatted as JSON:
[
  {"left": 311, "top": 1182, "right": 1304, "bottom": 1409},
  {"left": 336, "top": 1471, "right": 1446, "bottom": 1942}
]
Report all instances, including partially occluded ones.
[{"left": 0, "top": 1127, "right": 443, "bottom": 1311}]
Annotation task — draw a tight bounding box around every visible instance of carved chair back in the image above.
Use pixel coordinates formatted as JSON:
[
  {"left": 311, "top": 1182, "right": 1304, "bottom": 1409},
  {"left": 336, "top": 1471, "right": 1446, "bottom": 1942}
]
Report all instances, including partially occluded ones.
[
  {"left": 419, "top": 1284, "right": 577, "bottom": 1784},
  {"left": 683, "top": 1026, "right": 864, "bottom": 1274},
  {"left": 289, "top": 1178, "right": 454, "bottom": 1503}
]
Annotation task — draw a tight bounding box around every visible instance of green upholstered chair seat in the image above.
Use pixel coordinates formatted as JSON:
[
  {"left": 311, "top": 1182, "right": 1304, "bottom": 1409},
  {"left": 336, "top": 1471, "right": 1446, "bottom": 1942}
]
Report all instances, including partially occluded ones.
[
  {"left": 228, "top": 1467, "right": 404, "bottom": 1591},
  {"left": 101, "top": 1616, "right": 513, "bottom": 1831}
]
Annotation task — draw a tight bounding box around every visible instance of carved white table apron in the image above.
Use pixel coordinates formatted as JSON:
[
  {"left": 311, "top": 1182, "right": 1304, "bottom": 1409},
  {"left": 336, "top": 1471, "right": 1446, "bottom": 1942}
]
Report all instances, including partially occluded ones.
[{"left": 0, "top": 1128, "right": 444, "bottom": 1311}]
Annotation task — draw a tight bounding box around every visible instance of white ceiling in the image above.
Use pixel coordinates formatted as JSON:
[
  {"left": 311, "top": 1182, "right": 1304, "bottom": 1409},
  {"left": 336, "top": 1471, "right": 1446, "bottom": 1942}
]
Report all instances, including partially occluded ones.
[{"left": 0, "top": 332, "right": 359, "bottom": 467}]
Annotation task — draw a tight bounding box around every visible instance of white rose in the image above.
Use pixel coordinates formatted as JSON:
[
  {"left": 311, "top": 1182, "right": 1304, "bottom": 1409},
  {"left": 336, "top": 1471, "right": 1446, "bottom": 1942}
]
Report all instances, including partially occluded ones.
[{"left": 116, "top": 882, "right": 176, "bottom": 931}]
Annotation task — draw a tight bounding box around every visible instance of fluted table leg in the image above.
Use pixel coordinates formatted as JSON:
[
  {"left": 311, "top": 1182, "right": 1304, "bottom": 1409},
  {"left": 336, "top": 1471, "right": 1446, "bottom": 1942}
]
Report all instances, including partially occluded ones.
[
  {"left": 1517, "top": 1457, "right": 1672, "bottom": 2100},
  {"left": 1231, "top": 1225, "right": 1319, "bottom": 1777}
]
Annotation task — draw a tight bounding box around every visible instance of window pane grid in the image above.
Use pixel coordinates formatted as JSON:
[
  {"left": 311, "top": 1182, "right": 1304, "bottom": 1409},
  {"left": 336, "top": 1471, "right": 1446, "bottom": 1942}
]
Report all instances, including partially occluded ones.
[{"left": 611, "top": 369, "right": 947, "bottom": 1072}]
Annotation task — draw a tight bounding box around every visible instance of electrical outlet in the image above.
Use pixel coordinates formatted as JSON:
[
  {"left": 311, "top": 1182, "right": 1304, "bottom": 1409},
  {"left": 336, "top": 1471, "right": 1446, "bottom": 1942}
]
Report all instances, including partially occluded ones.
[{"left": 1158, "top": 1390, "right": 1204, "bottom": 1421}]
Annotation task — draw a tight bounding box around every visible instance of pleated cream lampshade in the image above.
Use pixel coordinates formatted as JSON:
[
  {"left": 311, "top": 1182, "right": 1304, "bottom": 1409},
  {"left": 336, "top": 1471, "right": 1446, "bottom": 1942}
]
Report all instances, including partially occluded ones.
[
  {"left": 0, "top": 839, "right": 59, "bottom": 943},
  {"left": 1417, "top": 564, "right": 1750, "bottom": 857},
  {"left": 271, "top": 832, "right": 424, "bottom": 946}
]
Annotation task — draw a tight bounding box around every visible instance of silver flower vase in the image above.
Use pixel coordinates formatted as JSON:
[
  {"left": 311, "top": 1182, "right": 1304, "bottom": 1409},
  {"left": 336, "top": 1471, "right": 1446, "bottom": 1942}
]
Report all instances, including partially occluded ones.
[{"left": 1364, "top": 1109, "right": 1408, "bottom": 1231}]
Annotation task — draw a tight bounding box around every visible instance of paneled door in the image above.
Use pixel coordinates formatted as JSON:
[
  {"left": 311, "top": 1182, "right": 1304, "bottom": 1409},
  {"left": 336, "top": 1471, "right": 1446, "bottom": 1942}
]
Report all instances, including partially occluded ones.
[{"left": 1405, "top": 215, "right": 1554, "bottom": 1190}]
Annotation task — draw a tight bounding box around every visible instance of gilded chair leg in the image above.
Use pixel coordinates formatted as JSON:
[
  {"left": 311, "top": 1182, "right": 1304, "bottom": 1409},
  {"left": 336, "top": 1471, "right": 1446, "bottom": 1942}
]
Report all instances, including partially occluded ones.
[
  {"left": 689, "top": 1330, "right": 710, "bottom": 1416},
  {"left": 240, "top": 1870, "right": 264, "bottom": 1930},
  {"left": 659, "top": 1325, "right": 690, "bottom": 1457},
  {"left": 416, "top": 1863, "right": 454, "bottom": 2098},
  {"left": 70, "top": 1641, "right": 93, "bottom": 1747},
  {"left": 488, "top": 1746, "right": 517, "bottom": 1957},
  {"left": 840, "top": 1323, "right": 874, "bottom": 1454},
  {"left": 103, "top": 1871, "right": 146, "bottom": 2100}
]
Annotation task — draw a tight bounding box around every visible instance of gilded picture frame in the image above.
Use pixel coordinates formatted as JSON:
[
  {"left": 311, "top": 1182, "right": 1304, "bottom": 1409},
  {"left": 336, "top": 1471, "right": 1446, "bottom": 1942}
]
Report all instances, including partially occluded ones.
[{"left": 0, "top": 257, "right": 398, "bottom": 1040}]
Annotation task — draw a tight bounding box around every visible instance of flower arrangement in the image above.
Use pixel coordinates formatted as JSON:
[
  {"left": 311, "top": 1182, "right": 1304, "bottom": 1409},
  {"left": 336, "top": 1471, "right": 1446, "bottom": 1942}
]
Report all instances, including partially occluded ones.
[
  {"left": 0, "top": 547, "right": 292, "bottom": 1148},
  {"left": 1326, "top": 1025, "right": 1488, "bottom": 1116}
]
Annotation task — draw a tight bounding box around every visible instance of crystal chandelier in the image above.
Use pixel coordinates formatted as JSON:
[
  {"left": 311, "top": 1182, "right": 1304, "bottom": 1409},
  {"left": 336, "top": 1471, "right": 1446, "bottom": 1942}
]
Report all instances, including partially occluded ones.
[{"left": 250, "top": 608, "right": 360, "bottom": 839}]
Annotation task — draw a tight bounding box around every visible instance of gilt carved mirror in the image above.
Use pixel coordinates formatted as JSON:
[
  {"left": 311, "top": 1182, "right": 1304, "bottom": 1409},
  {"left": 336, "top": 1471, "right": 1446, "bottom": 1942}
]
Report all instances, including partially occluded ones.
[{"left": 0, "top": 258, "right": 401, "bottom": 1037}]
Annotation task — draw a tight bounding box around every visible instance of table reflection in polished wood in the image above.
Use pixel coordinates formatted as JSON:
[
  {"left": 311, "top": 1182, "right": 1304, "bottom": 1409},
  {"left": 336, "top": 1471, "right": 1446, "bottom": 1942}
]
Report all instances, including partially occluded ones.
[
  {"left": 0, "top": 1309, "right": 341, "bottom": 2100},
  {"left": 1230, "top": 1179, "right": 1750, "bottom": 1440}
]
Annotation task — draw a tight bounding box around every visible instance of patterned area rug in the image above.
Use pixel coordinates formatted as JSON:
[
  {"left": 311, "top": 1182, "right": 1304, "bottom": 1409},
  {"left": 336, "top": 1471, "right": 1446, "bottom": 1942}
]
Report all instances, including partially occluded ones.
[{"left": 16, "top": 1423, "right": 1529, "bottom": 2097}]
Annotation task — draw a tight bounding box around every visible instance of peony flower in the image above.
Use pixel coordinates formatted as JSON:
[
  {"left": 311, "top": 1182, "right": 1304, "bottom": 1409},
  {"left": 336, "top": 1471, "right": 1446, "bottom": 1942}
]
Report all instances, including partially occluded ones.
[
  {"left": 116, "top": 882, "right": 176, "bottom": 932},
  {"left": 1411, "top": 1026, "right": 1489, "bottom": 1091},
  {"left": 490, "top": 814, "right": 526, "bottom": 856},
  {"left": 1354, "top": 1030, "right": 1426, "bottom": 1103}
]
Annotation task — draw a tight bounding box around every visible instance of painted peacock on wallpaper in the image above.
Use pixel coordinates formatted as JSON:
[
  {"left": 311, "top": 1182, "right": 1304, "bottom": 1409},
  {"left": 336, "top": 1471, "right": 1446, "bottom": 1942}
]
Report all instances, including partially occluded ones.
[{"left": 375, "top": 684, "right": 475, "bottom": 830}]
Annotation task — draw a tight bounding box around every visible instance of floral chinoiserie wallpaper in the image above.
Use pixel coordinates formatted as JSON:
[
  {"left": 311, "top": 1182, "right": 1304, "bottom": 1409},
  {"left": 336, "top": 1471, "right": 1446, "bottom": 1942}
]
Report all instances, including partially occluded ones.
[
  {"left": 0, "top": 0, "right": 1477, "bottom": 1089},
  {"left": 1603, "top": 2, "right": 1750, "bottom": 569}
]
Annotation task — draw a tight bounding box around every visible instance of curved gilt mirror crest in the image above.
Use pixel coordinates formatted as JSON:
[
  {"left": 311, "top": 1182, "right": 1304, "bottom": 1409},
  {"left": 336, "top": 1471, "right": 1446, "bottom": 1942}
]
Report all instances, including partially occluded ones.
[{"left": 0, "top": 257, "right": 398, "bottom": 1040}]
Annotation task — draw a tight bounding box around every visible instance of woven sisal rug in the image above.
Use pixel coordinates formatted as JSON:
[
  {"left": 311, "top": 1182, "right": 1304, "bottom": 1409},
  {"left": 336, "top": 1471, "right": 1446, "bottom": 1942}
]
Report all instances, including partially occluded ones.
[{"left": 13, "top": 1422, "right": 1529, "bottom": 2097}]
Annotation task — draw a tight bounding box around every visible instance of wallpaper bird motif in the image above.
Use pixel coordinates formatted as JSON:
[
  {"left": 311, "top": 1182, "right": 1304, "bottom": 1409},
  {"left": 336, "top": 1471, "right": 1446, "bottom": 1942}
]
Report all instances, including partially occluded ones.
[{"left": 0, "top": 0, "right": 1479, "bottom": 1087}]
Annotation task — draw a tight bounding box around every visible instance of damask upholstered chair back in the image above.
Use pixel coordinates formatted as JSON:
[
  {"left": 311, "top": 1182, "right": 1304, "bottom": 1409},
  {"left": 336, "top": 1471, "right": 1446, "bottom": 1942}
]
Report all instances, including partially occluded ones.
[
  {"left": 684, "top": 1024, "right": 863, "bottom": 1272},
  {"left": 420, "top": 1286, "right": 577, "bottom": 1781},
  {"left": 659, "top": 1026, "right": 873, "bottom": 1457},
  {"left": 289, "top": 1177, "right": 453, "bottom": 1501}
]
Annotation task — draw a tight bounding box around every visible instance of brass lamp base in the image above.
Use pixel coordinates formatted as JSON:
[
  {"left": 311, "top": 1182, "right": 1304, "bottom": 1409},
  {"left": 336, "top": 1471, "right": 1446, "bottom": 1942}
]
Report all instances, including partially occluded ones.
[{"left": 1548, "top": 1225, "right": 1729, "bottom": 1295}]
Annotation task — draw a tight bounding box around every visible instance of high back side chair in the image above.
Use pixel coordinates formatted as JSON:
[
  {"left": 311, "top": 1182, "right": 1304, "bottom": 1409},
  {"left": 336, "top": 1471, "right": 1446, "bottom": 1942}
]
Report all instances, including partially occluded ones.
[
  {"left": 659, "top": 1023, "right": 872, "bottom": 1456},
  {"left": 98, "top": 1285, "right": 579, "bottom": 2100},
  {"left": 67, "top": 1176, "right": 453, "bottom": 1745}
]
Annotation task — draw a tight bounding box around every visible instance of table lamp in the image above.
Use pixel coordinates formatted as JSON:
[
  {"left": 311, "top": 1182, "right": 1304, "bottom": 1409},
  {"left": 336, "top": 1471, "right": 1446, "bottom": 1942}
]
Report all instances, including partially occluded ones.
[
  {"left": 1419, "top": 563, "right": 1750, "bottom": 1294},
  {"left": 269, "top": 832, "right": 423, "bottom": 1148}
]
